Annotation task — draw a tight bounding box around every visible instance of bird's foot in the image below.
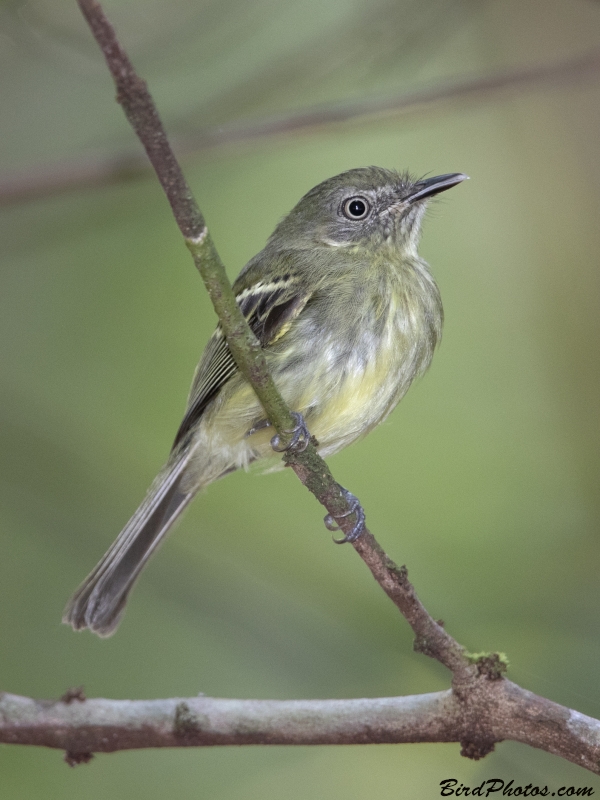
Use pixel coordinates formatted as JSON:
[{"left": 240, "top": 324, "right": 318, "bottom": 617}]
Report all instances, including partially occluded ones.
[
  {"left": 324, "top": 488, "right": 366, "bottom": 544},
  {"left": 270, "top": 411, "right": 311, "bottom": 453}
]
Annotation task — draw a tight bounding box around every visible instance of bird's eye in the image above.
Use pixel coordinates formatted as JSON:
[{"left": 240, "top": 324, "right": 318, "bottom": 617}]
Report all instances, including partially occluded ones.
[{"left": 342, "top": 196, "right": 371, "bottom": 220}]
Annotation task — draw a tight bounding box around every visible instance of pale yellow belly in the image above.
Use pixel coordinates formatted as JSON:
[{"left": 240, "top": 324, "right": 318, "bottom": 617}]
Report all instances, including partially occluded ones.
[{"left": 184, "top": 285, "right": 435, "bottom": 486}]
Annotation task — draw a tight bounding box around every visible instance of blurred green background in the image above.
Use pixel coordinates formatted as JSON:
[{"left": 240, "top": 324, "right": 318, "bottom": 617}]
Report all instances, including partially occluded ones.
[{"left": 1, "top": 0, "right": 600, "bottom": 796}]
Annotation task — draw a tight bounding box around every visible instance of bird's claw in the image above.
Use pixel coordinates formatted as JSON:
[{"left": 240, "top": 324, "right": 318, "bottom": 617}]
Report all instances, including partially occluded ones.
[
  {"left": 270, "top": 412, "right": 311, "bottom": 453},
  {"left": 324, "top": 489, "right": 366, "bottom": 544}
]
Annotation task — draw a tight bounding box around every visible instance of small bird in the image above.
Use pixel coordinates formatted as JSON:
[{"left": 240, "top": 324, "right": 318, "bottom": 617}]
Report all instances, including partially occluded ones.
[{"left": 63, "top": 166, "right": 467, "bottom": 636}]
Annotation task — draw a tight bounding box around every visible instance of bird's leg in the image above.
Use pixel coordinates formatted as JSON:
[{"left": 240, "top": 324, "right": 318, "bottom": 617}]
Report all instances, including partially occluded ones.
[
  {"left": 324, "top": 489, "right": 366, "bottom": 543},
  {"left": 246, "top": 419, "right": 272, "bottom": 437},
  {"left": 270, "top": 411, "right": 311, "bottom": 453},
  {"left": 268, "top": 414, "right": 364, "bottom": 542}
]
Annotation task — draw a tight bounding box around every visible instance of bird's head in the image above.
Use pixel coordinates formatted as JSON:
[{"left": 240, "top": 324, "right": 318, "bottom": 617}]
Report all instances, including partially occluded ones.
[{"left": 269, "top": 166, "right": 467, "bottom": 255}]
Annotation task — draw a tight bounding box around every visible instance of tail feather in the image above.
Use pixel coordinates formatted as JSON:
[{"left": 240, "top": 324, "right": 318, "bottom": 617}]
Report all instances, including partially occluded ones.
[{"left": 63, "top": 452, "right": 196, "bottom": 637}]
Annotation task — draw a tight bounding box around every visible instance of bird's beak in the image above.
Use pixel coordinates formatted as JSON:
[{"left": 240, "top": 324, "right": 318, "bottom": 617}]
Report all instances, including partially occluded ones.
[{"left": 406, "top": 173, "right": 468, "bottom": 204}]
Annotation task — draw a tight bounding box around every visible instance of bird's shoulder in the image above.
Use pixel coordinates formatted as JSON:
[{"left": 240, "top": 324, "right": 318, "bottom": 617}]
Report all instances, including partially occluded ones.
[
  {"left": 171, "top": 250, "right": 316, "bottom": 449},
  {"left": 231, "top": 249, "right": 316, "bottom": 345}
]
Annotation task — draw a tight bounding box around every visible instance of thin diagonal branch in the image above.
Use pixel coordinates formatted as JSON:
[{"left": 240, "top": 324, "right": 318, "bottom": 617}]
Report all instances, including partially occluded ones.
[{"left": 76, "top": 0, "right": 294, "bottom": 441}]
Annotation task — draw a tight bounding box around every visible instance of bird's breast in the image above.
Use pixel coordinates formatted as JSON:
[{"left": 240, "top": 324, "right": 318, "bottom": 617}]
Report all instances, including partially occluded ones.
[{"left": 269, "top": 268, "right": 440, "bottom": 456}]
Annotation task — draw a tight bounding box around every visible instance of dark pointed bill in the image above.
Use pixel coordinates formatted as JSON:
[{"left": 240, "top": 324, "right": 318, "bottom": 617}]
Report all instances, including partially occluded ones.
[{"left": 407, "top": 173, "right": 468, "bottom": 203}]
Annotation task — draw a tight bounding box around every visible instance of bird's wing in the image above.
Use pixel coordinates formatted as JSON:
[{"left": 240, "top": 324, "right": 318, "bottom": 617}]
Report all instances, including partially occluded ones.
[{"left": 172, "top": 267, "right": 311, "bottom": 449}]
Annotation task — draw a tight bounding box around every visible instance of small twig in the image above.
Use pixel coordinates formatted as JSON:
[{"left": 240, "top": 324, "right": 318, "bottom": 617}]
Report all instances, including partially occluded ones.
[
  {"left": 177, "top": 46, "right": 600, "bottom": 147},
  {"left": 2, "top": 47, "right": 600, "bottom": 206}
]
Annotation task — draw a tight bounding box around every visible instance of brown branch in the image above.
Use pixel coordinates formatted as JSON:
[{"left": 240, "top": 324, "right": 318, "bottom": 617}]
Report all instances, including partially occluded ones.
[
  {"left": 2, "top": 683, "right": 600, "bottom": 774},
  {"left": 1, "top": 0, "right": 594, "bottom": 773},
  {"left": 77, "top": 0, "right": 202, "bottom": 241},
  {"left": 76, "top": 0, "right": 295, "bottom": 440},
  {"left": 2, "top": 47, "right": 600, "bottom": 206}
]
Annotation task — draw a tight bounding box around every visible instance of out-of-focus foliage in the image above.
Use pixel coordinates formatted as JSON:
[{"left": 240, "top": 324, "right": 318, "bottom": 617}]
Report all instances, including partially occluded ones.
[{"left": 1, "top": 0, "right": 600, "bottom": 796}]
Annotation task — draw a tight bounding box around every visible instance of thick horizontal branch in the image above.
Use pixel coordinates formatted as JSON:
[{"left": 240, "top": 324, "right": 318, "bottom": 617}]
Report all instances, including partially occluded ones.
[
  {"left": 2, "top": 47, "right": 600, "bottom": 205},
  {"left": 2, "top": 682, "right": 600, "bottom": 773},
  {"left": 0, "top": 690, "right": 456, "bottom": 751}
]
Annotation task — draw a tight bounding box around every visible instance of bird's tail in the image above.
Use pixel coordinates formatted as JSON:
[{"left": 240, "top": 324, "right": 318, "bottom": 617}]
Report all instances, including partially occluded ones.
[{"left": 63, "top": 451, "right": 197, "bottom": 637}]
